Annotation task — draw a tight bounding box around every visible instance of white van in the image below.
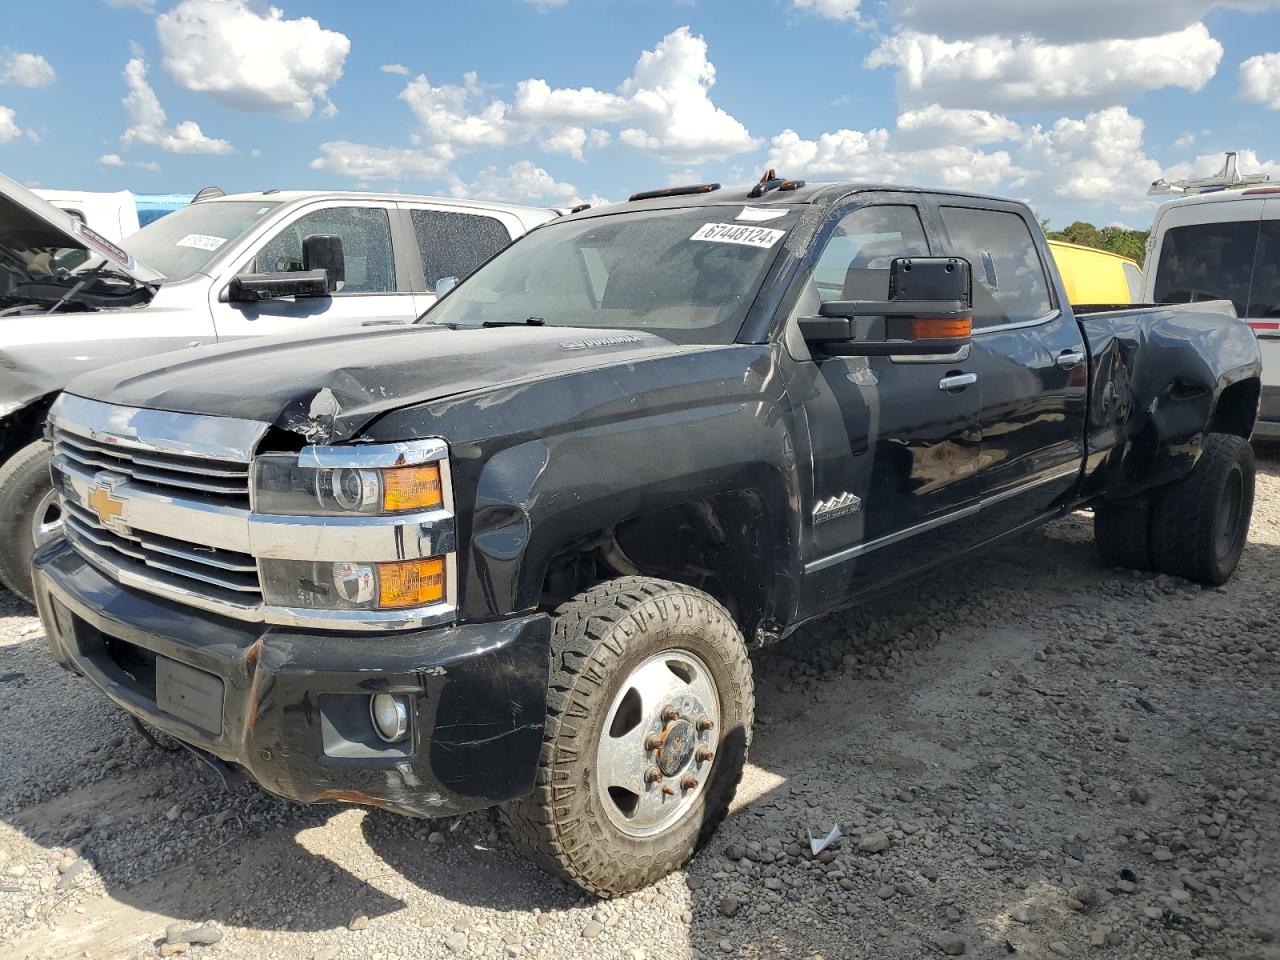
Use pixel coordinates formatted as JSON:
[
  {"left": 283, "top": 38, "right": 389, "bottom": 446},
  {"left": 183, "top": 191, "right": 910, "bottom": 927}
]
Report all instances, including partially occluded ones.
[
  {"left": 34, "top": 189, "right": 142, "bottom": 243},
  {"left": 1143, "top": 185, "right": 1280, "bottom": 439}
]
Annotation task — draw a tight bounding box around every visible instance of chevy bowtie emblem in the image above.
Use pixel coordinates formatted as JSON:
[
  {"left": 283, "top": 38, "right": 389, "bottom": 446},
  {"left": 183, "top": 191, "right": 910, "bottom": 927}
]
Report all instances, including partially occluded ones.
[{"left": 88, "top": 482, "right": 127, "bottom": 528}]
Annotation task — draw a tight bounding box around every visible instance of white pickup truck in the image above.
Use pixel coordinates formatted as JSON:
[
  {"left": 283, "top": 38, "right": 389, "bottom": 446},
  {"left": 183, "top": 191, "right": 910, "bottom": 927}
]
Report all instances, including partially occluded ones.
[{"left": 0, "top": 174, "right": 562, "bottom": 599}]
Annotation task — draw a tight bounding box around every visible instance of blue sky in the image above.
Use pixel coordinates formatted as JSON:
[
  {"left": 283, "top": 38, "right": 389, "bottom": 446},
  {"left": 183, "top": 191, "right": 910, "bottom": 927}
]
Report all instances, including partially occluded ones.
[{"left": 3, "top": 0, "right": 1280, "bottom": 229}]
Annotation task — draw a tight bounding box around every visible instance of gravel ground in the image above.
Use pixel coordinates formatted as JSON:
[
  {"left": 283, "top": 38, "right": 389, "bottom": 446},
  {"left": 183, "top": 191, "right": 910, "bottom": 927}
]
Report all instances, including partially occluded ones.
[{"left": 1, "top": 449, "right": 1277, "bottom": 960}]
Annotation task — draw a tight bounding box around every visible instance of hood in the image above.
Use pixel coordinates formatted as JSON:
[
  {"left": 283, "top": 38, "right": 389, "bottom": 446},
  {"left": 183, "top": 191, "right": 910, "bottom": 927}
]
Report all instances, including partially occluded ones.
[
  {"left": 65, "top": 323, "right": 709, "bottom": 444},
  {"left": 0, "top": 172, "right": 162, "bottom": 297}
]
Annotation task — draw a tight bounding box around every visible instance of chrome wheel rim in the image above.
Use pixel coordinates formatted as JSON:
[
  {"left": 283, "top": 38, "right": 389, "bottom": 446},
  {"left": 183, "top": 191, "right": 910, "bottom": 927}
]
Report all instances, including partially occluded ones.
[
  {"left": 594, "top": 649, "right": 720, "bottom": 838},
  {"left": 30, "top": 488, "right": 63, "bottom": 549}
]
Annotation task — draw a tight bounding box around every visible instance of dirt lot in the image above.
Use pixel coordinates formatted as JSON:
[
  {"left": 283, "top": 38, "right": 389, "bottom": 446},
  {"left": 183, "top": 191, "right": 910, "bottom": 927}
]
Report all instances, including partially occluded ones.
[{"left": 1, "top": 451, "right": 1277, "bottom": 960}]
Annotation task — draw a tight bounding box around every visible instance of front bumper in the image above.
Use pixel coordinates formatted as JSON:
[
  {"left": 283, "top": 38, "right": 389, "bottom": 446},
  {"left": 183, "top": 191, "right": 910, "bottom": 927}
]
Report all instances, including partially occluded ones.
[{"left": 35, "top": 540, "right": 550, "bottom": 817}]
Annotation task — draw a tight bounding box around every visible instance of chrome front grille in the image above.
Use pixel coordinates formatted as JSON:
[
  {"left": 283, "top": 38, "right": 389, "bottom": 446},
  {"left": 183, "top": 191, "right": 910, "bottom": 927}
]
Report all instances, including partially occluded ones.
[
  {"left": 49, "top": 394, "right": 269, "bottom": 618},
  {"left": 47, "top": 393, "right": 458, "bottom": 631},
  {"left": 62, "top": 498, "right": 261, "bottom": 606},
  {"left": 52, "top": 428, "right": 250, "bottom": 501}
]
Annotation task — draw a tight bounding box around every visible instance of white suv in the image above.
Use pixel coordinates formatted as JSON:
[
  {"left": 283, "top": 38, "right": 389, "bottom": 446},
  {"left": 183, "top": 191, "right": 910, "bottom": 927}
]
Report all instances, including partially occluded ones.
[{"left": 1143, "top": 186, "right": 1280, "bottom": 440}]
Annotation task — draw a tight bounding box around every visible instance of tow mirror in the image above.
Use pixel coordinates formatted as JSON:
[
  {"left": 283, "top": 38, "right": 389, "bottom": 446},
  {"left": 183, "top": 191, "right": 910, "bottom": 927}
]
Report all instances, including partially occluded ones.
[
  {"left": 228, "top": 271, "right": 330, "bottom": 302},
  {"left": 303, "top": 234, "right": 345, "bottom": 293},
  {"left": 800, "top": 257, "right": 973, "bottom": 356},
  {"left": 435, "top": 276, "right": 459, "bottom": 296}
]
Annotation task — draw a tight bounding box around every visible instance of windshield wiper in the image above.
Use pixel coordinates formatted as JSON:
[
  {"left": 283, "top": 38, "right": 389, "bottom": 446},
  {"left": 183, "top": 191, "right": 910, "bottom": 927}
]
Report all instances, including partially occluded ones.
[{"left": 481, "top": 317, "right": 545, "bottom": 328}]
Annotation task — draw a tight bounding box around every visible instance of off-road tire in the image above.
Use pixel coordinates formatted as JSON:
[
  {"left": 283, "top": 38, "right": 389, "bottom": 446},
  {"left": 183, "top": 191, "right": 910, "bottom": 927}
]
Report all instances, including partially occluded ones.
[
  {"left": 0, "top": 440, "right": 56, "bottom": 603},
  {"left": 1094, "top": 498, "right": 1153, "bottom": 571},
  {"left": 1150, "top": 432, "right": 1254, "bottom": 585},
  {"left": 502, "top": 576, "right": 753, "bottom": 897}
]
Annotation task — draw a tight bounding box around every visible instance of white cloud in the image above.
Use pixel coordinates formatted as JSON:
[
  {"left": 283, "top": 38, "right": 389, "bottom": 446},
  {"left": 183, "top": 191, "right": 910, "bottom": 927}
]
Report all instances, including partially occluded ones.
[
  {"left": 455, "top": 159, "right": 578, "bottom": 202},
  {"left": 105, "top": 0, "right": 157, "bottom": 10},
  {"left": 313, "top": 26, "right": 757, "bottom": 186},
  {"left": 790, "top": 0, "right": 864, "bottom": 22},
  {"left": 0, "top": 52, "right": 56, "bottom": 87},
  {"left": 135, "top": 160, "right": 161, "bottom": 172},
  {"left": 539, "top": 125, "right": 588, "bottom": 161},
  {"left": 894, "top": 104, "right": 1020, "bottom": 147},
  {"left": 1022, "top": 106, "right": 1162, "bottom": 209},
  {"left": 1162, "top": 147, "right": 1280, "bottom": 182},
  {"left": 524, "top": 0, "right": 568, "bottom": 8},
  {"left": 894, "top": 0, "right": 1280, "bottom": 42},
  {"left": 97, "top": 152, "right": 125, "bottom": 166},
  {"left": 121, "top": 57, "right": 234, "bottom": 155},
  {"left": 1241, "top": 52, "right": 1280, "bottom": 108},
  {"left": 0, "top": 106, "right": 20, "bottom": 144},
  {"left": 867, "top": 24, "right": 1223, "bottom": 108},
  {"left": 310, "top": 142, "right": 444, "bottom": 180},
  {"left": 767, "top": 126, "right": 1029, "bottom": 192},
  {"left": 381, "top": 63, "right": 410, "bottom": 76},
  {"left": 1175, "top": 133, "right": 1197, "bottom": 148},
  {"left": 156, "top": 0, "right": 350, "bottom": 120}
]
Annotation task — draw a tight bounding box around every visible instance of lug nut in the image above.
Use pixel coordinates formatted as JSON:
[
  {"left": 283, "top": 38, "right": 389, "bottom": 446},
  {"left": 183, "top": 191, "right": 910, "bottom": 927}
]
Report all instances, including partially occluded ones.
[
  {"left": 680, "top": 775, "right": 699, "bottom": 792},
  {"left": 645, "top": 767, "right": 662, "bottom": 784},
  {"left": 661, "top": 785, "right": 676, "bottom": 796},
  {"left": 644, "top": 733, "right": 662, "bottom": 751},
  {"left": 696, "top": 748, "right": 714, "bottom": 763},
  {"left": 696, "top": 715, "right": 714, "bottom": 732},
  {"left": 661, "top": 707, "right": 680, "bottom": 722}
]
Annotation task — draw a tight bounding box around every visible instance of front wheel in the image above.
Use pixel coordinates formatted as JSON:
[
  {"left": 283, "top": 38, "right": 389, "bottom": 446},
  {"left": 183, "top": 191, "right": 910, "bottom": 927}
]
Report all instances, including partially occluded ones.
[
  {"left": 0, "top": 440, "right": 60, "bottom": 603},
  {"left": 502, "top": 577, "right": 753, "bottom": 896},
  {"left": 1150, "top": 432, "right": 1255, "bottom": 585}
]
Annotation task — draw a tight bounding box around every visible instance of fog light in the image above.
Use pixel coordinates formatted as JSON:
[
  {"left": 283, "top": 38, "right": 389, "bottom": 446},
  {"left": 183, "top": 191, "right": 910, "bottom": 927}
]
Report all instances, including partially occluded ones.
[{"left": 370, "top": 694, "right": 410, "bottom": 743}]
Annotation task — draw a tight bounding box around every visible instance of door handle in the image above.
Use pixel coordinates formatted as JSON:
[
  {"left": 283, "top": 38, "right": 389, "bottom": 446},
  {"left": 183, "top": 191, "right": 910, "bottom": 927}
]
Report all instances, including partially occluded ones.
[
  {"left": 1056, "top": 350, "right": 1085, "bottom": 369},
  {"left": 938, "top": 372, "right": 977, "bottom": 391}
]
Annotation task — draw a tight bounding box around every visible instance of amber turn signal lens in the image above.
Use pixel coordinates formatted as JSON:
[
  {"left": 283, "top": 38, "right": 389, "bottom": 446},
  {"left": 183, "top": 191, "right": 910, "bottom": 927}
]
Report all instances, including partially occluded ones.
[
  {"left": 376, "top": 557, "right": 445, "bottom": 609},
  {"left": 912, "top": 316, "right": 973, "bottom": 340},
  {"left": 382, "top": 463, "right": 443, "bottom": 512}
]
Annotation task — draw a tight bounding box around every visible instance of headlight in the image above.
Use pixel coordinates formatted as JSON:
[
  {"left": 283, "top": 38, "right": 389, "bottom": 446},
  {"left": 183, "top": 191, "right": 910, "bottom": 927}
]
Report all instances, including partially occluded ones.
[
  {"left": 252, "top": 440, "right": 446, "bottom": 517},
  {"left": 260, "top": 557, "right": 446, "bottom": 611}
]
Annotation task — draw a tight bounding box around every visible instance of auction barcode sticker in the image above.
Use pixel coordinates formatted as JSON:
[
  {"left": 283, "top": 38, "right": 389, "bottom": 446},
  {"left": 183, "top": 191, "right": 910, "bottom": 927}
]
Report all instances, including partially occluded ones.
[
  {"left": 176, "top": 233, "right": 228, "bottom": 251},
  {"left": 690, "top": 222, "right": 786, "bottom": 248}
]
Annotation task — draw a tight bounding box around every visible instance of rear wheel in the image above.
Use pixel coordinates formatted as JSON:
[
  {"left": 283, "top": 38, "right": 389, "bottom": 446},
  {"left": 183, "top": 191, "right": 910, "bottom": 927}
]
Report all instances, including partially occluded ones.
[
  {"left": 1150, "top": 433, "right": 1254, "bottom": 585},
  {"left": 0, "top": 440, "right": 59, "bottom": 603},
  {"left": 502, "top": 577, "right": 753, "bottom": 896}
]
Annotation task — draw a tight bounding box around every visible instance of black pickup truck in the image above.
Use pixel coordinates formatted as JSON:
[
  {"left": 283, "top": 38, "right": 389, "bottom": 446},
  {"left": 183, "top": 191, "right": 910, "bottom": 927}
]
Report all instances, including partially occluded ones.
[{"left": 33, "top": 177, "right": 1262, "bottom": 896}]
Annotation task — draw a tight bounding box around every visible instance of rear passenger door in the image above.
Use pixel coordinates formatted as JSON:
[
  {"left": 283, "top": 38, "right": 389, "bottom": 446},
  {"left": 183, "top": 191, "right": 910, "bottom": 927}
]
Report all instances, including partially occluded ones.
[
  {"left": 397, "top": 205, "right": 520, "bottom": 315},
  {"left": 215, "top": 201, "right": 418, "bottom": 338},
  {"left": 937, "top": 200, "right": 1088, "bottom": 532}
]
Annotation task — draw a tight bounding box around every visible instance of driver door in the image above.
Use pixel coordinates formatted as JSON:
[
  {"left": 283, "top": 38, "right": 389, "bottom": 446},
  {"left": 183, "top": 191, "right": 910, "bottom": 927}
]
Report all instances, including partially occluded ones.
[
  {"left": 794, "top": 197, "right": 985, "bottom": 611},
  {"left": 211, "top": 201, "right": 418, "bottom": 339}
]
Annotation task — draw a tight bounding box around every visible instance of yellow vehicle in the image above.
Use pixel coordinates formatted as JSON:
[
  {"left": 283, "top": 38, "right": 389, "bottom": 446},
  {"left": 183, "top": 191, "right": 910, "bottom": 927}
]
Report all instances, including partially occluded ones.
[{"left": 1048, "top": 239, "right": 1144, "bottom": 305}]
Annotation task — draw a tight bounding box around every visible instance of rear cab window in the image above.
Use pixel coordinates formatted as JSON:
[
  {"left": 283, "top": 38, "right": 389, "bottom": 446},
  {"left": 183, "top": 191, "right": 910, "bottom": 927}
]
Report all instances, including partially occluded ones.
[
  {"left": 1152, "top": 220, "right": 1259, "bottom": 315},
  {"left": 940, "top": 206, "right": 1053, "bottom": 328},
  {"left": 408, "top": 209, "right": 513, "bottom": 292}
]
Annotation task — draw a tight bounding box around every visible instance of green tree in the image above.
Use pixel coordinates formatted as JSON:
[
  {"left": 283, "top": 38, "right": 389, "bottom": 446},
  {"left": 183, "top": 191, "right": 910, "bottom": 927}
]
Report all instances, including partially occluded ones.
[{"left": 1043, "top": 219, "right": 1150, "bottom": 266}]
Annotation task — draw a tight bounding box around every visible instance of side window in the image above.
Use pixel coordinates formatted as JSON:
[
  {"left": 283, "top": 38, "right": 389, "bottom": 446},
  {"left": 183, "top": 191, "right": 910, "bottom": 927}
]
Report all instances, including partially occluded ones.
[
  {"left": 1248, "top": 219, "right": 1280, "bottom": 318},
  {"left": 254, "top": 206, "right": 396, "bottom": 294},
  {"left": 410, "top": 209, "right": 512, "bottom": 291},
  {"left": 810, "top": 205, "right": 929, "bottom": 302},
  {"left": 940, "top": 206, "right": 1053, "bottom": 328}
]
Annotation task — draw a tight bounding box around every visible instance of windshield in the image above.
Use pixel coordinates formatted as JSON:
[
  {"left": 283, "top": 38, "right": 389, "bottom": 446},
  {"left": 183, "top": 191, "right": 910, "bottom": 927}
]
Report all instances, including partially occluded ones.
[
  {"left": 420, "top": 207, "right": 795, "bottom": 344},
  {"left": 122, "top": 200, "right": 280, "bottom": 281}
]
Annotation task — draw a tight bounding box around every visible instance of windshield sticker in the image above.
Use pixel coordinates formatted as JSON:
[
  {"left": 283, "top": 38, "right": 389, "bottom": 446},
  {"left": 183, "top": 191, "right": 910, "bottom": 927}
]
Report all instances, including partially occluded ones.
[
  {"left": 70, "top": 219, "right": 134, "bottom": 268},
  {"left": 735, "top": 206, "right": 789, "bottom": 223},
  {"left": 176, "top": 233, "right": 228, "bottom": 252},
  {"left": 690, "top": 223, "right": 786, "bottom": 249}
]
